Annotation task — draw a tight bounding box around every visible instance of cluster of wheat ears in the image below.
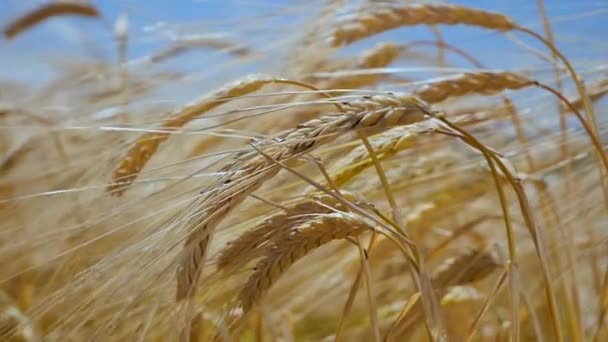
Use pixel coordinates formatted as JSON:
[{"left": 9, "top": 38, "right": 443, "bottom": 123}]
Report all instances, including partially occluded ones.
[{"left": 0, "top": 0, "right": 607, "bottom": 341}]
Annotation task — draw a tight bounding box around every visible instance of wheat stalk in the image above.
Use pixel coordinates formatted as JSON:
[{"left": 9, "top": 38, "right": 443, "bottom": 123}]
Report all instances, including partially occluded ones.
[
  {"left": 330, "top": 4, "right": 516, "bottom": 46},
  {"left": 4, "top": 2, "right": 99, "bottom": 40},
  {"left": 176, "top": 93, "right": 430, "bottom": 300}
]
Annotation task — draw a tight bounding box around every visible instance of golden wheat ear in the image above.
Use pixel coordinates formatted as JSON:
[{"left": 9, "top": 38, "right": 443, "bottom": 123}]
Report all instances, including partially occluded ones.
[
  {"left": 414, "top": 72, "right": 533, "bottom": 104},
  {"left": 4, "top": 2, "right": 99, "bottom": 40},
  {"left": 329, "top": 4, "right": 516, "bottom": 47},
  {"left": 175, "top": 94, "right": 429, "bottom": 302},
  {"left": 237, "top": 212, "right": 372, "bottom": 313},
  {"left": 216, "top": 192, "right": 356, "bottom": 271}
]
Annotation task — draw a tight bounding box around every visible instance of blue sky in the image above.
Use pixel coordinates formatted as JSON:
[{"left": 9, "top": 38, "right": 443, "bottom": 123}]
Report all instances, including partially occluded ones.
[{"left": 0, "top": 1, "right": 606, "bottom": 87}]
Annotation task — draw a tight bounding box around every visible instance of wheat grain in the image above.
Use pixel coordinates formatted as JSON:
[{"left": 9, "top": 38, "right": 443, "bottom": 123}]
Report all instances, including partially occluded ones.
[
  {"left": 4, "top": 2, "right": 99, "bottom": 40},
  {"left": 216, "top": 192, "right": 355, "bottom": 270},
  {"left": 237, "top": 212, "right": 372, "bottom": 312},
  {"left": 330, "top": 4, "right": 516, "bottom": 46},
  {"left": 414, "top": 71, "right": 533, "bottom": 104},
  {"left": 176, "top": 93, "right": 430, "bottom": 300}
]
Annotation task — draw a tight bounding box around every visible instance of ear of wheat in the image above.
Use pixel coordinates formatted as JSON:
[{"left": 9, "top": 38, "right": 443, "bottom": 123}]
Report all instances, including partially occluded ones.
[
  {"left": 237, "top": 212, "right": 372, "bottom": 313},
  {"left": 414, "top": 71, "right": 533, "bottom": 104},
  {"left": 330, "top": 4, "right": 516, "bottom": 46},
  {"left": 217, "top": 191, "right": 356, "bottom": 271},
  {"left": 176, "top": 93, "right": 429, "bottom": 300},
  {"left": 4, "top": 2, "right": 99, "bottom": 40}
]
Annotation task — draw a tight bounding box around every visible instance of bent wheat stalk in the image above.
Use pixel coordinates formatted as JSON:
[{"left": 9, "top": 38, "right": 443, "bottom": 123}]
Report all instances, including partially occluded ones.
[
  {"left": 4, "top": 2, "right": 99, "bottom": 40},
  {"left": 176, "top": 94, "right": 429, "bottom": 300},
  {"left": 436, "top": 116, "right": 562, "bottom": 342}
]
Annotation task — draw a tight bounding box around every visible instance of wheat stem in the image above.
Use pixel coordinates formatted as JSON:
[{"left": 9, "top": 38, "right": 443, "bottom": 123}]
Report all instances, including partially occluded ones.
[
  {"left": 466, "top": 270, "right": 508, "bottom": 342},
  {"left": 355, "top": 238, "right": 380, "bottom": 342}
]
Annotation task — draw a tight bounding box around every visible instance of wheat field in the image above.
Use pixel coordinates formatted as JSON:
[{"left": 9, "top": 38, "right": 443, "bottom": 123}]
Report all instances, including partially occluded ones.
[{"left": 1, "top": 0, "right": 607, "bottom": 341}]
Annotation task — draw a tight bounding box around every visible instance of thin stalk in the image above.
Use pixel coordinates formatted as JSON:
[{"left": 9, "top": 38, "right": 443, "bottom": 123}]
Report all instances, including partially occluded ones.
[
  {"left": 533, "top": 81, "right": 608, "bottom": 209},
  {"left": 535, "top": 0, "right": 569, "bottom": 161},
  {"left": 309, "top": 151, "right": 384, "bottom": 342},
  {"left": 335, "top": 233, "right": 379, "bottom": 342},
  {"left": 534, "top": 5, "right": 582, "bottom": 336},
  {"left": 429, "top": 26, "right": 446, "bottom": 73},
  {"left": 436, "top": 116, "right": 563, "bottom": 342},
  {"left": 439, "top": 123, "right": 520, "bottom": 342},
  {"left": 466, "top": 271, "right": 508, "bottom": 342},
  {"left": 356, "top": 237, "right": 380, "bottom": 342},
  {"left": 357, "top": 132, "right": 403, "bottom": 234},
  {"left": 517, "top": 26, "right": 598, "bottom": 134},
  {"left": 536, "top": 181, "right": 582, "bottom": 342},
  {"left": 518, "top": 26, "right": 608, "bottom": 211},
  {"left": 358, "top": 131, "right": 444, "bottom": 340},
  {"left": 593, "top": 262, "right": 608, "bottom": 342},
  {"left": 384, "top": 291, "right": 421, "bottom": 341}
]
